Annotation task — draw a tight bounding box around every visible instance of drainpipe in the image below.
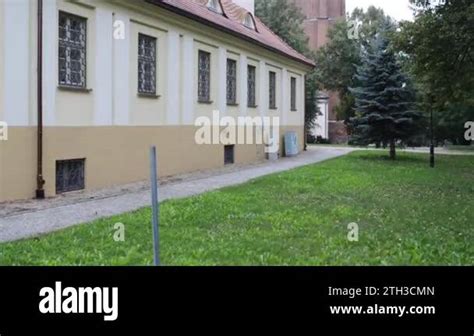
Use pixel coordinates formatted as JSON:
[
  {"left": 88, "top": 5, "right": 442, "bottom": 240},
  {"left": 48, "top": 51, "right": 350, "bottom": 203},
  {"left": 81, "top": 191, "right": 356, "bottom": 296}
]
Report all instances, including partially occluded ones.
[
  {"left": 36, "top": 0, "right": 45, "bottom": 199},
  {"left": 303, "top": 75, "right": 307, "bottom": 151}
]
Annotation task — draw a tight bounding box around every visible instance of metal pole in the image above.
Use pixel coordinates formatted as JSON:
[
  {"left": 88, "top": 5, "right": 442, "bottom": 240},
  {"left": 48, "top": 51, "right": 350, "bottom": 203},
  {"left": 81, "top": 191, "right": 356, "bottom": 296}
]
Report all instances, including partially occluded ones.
[
  {"left": 430, "top": 104, "right": 435, "bottom": 168},
  {"left": 149, "top": 146, "right": 160, "bottom": 266}
]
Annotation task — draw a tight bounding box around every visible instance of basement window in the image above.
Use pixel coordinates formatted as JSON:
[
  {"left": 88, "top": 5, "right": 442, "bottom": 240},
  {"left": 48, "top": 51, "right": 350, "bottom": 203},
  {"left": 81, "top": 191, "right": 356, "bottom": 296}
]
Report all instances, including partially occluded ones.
[
  {"left": 224, "top": 145, "right": 235, "bottom": 165},
  {"left": 56, "top": 159, "right": 85, "bottom": 194}
]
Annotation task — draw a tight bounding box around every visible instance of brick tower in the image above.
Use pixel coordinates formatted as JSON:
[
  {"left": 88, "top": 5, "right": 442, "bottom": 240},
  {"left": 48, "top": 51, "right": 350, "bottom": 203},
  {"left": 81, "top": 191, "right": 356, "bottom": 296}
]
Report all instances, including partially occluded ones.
[{"left": 289, "top": 0, "right": 348, "bottom": 143}]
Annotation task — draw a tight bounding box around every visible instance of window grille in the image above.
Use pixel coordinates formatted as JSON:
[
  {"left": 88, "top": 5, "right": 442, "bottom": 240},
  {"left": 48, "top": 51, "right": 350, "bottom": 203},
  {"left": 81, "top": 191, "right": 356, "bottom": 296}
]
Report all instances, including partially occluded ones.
[
  {"left": 227, "top": 59, "right": 237, "bottom": 104},
  {"left": 56, "top": 159, "right": 85, "bottom": 194},
  {"left": 269, "top": 71, "right": 276, "bottom": 109},
  {"left": 291, "top": 77, "right": 297, "bottom": 110},
  {"left": 247, "top": 65, "right": 256, "bottom": 107},
  {"left": 138, "top": 34, "right": 157, "bottom": 95},
  {"left": 58, "top": 12, "right": 87, "bottom": 88},
  {"left": 198, "top": 50, "right": 211, "bottom": 102}
]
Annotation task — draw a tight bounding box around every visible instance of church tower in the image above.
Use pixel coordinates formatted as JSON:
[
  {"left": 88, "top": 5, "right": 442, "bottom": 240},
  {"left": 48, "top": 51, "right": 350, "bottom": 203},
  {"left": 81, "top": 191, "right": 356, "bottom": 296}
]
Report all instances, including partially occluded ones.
[
  {"left": 289, "top": 0, "right": 347, "bottom": 143},
  {"left": 291, "top": 0, "right": 345, "bottom": 48}
]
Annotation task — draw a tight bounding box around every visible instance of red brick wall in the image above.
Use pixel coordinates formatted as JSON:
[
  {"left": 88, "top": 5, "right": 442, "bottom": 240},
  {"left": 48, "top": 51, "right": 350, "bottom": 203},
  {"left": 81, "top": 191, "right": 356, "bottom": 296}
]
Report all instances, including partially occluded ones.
[
  {"left": 290, "top": 0, "right": 345, "bottom": 48},
  {"left": 329, "top": 121, "right": 349, "bottom": 144},
  {"left": 289, "top": 0, "right": 347, "bottom": 142}
]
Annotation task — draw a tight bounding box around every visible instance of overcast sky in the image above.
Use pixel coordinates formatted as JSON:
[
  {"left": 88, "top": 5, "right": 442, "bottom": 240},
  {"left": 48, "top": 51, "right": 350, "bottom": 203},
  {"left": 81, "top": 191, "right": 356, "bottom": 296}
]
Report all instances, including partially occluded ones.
[{"left": 346, "top": 0, "right": 414, "bottom": 21}]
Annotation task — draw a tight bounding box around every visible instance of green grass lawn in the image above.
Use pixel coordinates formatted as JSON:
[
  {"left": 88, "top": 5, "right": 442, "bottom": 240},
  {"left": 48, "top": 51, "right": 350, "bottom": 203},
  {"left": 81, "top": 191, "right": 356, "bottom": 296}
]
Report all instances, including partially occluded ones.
[{"left": 1, "top": 151, "right": 473, "bottom": 266}]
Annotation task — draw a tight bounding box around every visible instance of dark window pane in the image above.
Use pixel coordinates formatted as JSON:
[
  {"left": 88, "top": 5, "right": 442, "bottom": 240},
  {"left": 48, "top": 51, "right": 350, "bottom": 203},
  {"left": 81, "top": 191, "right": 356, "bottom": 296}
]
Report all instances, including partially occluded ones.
[
  {"left": 247, "top": 65, "right": 256, "bottom": 107},
  {"left": 56, "top": 159, "right": 85, "bottom": 194},
  {"left": 58, "top": 12, "right": 87, "bottom": 88},
  {"left": 226, "top": 59, "right": 237, "bottom": 104},
  {"left": 269, "top": 71, "right": 276, "bottom": 109},
  {"left": 291, "top": 77, "right": 297, "bottom": 110},
  {"left": 198, "top": 50, "right": 211, "bottom": 102},
  {"left": 138, "top": 34, "right": 157, "bottom": 95},
  {"left": 224, "top": 145, "right": 235, "bottom": 165}
]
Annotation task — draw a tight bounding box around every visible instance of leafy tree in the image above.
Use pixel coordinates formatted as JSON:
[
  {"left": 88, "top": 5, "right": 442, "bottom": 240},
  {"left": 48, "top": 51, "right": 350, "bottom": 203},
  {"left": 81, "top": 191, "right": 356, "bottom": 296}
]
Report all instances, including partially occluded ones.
[
  {"left": 350, "top": 28, "right": 423, "bottom": 159},
  {"left": 433, "top": 104, "right": 473, "bottom": 145},
  {"left": 304, "top": 69, "right": 320, "bottom": 133},
  {"left": 350, "top": 6, "right": 396, "bottom": 47},
  {"left": 313, "top": 20, "right": 359, "bottom": 121},
  {"left": 393, "top": 0, "right": 474, "bottom": 144},
  {"left": 314, "top": 6, "right": 394, "bottom": 121},
  {"left": 255, "top": 0, "right": 311, "bottom": 56},
  {"left": 255, "top": 0, "right": 319, "bottom": 135}
]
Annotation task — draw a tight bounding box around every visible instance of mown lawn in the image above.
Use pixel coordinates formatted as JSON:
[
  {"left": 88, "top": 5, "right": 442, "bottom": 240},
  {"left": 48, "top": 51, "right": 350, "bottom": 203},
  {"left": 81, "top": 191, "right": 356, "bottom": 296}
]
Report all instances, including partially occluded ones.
[{"left": 1, "top": 151, "right": 473, "bottom": 266}]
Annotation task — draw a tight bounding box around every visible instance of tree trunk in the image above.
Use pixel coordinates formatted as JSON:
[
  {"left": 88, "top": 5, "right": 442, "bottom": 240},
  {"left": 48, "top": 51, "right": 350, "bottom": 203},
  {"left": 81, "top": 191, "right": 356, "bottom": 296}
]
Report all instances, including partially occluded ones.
[{"left": 389, "top": 140, "right": 396, "bottom": 160}]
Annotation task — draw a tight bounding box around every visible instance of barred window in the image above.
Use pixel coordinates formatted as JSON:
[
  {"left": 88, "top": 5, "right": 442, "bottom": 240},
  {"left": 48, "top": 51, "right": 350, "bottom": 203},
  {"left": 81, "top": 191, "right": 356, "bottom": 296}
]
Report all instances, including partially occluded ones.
[
  {"left": 198, "top": 50, "right": 211, "bottom": 102},
  {"left": 138, "top": 34, "right": 157, "bottom": 95},
  {"left": 269, "top": 71, "right": 276, "bottom": 109},
  {"left": 291, "top": 77, "right": 297, "bottom": 111},
  {"left": 56, "top": 159, "right": 85, "bottom": 194},
  {"left": 58, "top": 12, "right": 87, "bottom": 88},
  {"left": 226, "top": 59, "right": 237, "bottom": 105},
  {"left": 247, "top": 65, "right": 256, "bottom": 107}
]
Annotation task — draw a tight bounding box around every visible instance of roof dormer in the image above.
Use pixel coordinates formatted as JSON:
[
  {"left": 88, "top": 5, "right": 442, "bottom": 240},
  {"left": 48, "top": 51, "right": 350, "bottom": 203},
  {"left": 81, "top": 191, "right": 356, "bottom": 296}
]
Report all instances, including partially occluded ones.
[
  {"left": 243, "top": 12, "right": 257, "bottom": 31},
  {"left": 207, "top": 0, "right": 224, "bottom": 15}
]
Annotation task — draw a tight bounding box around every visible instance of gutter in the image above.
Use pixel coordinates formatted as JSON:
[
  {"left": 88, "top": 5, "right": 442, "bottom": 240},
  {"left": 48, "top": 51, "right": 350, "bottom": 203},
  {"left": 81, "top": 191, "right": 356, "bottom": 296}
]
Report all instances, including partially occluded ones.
[
  {"left": 145, "top": 0, "right": 315, "bottom": 68},
  {"left": 36, "top": 0, "right": 45, "bottom": 199}
]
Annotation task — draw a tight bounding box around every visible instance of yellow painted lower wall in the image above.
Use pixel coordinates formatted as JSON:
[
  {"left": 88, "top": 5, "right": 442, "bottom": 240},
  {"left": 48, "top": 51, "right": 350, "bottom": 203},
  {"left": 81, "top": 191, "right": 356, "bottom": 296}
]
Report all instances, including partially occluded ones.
[
  {"left": 0, "top": 128, "right": 37, "bottom": 202},
  {"left": 0, "top": 125, "right": 304, "bottom": 202},
  {"left": 0, "top": 142, "right": 4, "bottom": 201}
]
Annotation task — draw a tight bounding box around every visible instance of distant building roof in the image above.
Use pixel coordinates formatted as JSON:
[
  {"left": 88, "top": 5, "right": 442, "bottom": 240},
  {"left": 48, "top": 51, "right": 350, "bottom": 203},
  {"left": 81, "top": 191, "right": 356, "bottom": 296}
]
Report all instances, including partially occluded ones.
[{"left": 146, "top": 0, "right": 315, "bottom": 68}]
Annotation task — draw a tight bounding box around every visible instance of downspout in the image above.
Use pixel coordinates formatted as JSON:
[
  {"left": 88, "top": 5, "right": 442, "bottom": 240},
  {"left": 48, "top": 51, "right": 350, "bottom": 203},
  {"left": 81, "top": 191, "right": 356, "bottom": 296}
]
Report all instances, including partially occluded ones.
[
  {"left": 303, "top": 75, "right": 307, "bottom": 151},
  {"left": 36, "top": 0, "right": 45, "bottom": 199}
]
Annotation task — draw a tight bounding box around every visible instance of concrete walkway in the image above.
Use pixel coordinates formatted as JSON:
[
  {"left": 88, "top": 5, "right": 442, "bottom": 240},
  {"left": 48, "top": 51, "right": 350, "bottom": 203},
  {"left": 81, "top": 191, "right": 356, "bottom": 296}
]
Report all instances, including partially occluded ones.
[
  {"left": 311, "top": 145, "right": 474, "bottom": 156},
  {"left": 0, "top": 147, "right": 353, "bottom": 243}
]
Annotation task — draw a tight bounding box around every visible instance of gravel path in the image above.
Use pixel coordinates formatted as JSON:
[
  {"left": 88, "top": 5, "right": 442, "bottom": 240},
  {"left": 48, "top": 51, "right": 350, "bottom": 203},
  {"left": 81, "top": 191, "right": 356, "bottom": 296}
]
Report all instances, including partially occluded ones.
[{"left": 0, "top": 147, "right": 353, "bottom": 243}]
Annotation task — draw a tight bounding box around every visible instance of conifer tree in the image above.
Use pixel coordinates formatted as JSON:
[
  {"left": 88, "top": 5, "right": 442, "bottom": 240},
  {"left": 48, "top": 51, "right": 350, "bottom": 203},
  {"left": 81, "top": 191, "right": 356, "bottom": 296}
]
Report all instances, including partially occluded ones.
[{"left": 350, "top": 29, "right": 422, "bottom": 159}]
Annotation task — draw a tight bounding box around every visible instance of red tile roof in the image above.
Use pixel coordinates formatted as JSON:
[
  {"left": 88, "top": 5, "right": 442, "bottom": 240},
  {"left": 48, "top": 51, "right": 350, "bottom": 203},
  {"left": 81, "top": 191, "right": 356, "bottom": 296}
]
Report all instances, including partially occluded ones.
[{"left": 146, "top": 0, "right": 315, "bottom": 68}]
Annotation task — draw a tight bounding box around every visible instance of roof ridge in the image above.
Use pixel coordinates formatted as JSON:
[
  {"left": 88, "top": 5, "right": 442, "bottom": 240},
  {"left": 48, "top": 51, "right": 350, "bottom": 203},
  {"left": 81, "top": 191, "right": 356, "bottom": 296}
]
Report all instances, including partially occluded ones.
[{"left": 147, "top": 0, "right": 315, "bottom": 67}]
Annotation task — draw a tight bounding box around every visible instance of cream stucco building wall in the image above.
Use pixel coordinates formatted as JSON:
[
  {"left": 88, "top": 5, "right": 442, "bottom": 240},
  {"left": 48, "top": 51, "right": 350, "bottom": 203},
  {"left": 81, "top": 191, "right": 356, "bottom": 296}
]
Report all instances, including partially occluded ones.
[{"left": 0, "top": 0, "right": 311, "bottom": 202}]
